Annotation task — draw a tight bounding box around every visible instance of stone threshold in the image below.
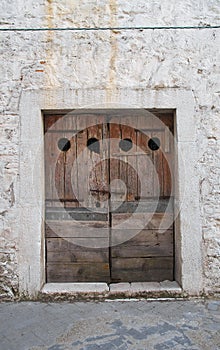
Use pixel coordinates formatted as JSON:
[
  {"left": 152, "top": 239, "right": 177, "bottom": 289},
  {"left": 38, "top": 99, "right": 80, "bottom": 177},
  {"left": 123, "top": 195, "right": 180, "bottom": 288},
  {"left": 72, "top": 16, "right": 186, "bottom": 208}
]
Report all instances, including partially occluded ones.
[{"left": 41, "top": 281, "right": 182, "bottom": 297}]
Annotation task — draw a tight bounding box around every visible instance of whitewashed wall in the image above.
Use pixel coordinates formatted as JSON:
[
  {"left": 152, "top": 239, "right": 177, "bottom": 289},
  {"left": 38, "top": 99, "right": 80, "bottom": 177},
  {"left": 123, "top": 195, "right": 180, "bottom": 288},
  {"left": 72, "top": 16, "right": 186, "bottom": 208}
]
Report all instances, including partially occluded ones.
[{"left": 0, "top": 0, "right": 219, "bottom": 298}]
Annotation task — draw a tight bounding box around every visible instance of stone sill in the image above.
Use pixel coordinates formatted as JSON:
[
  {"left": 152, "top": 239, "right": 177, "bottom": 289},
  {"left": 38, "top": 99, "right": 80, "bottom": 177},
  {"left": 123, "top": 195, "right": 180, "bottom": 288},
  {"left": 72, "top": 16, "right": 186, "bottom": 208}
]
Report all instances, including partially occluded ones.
[{"left": 41, "top": 281, "right": 182, "bottom": 298}]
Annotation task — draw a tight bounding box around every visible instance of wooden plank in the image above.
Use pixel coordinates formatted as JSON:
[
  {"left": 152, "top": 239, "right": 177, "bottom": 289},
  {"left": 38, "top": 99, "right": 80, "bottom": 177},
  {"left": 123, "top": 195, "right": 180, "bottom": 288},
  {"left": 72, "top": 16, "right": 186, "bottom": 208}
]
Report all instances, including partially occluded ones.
[
  {"left": 44, "top": 115, "right": 63, "bottom": 132},
  {"left": 46, "top": 208, "right": 108, "bottom": 221},
  {"left": 163, "top": 153, "right": 172, "bottom": 197},
  {"left": 45, "top": 130, "right": 78, "bottom": 206},
  {"left": 46, "top": 219, "right": 108, "bottom": 230},
  {"left": 164, "top": 125, "right": 170, "bottom": 153},
  {"left": 163, "top": 130, "right": 173, "bottom": 197},
  {"left": 44, "top": 114, "right": 78, "bottom": 132},
  {"left": 111, "top": 198, "right": 173, "bottom": 213},
  {"left": 111, "top": 257, "right": 173, "bottom": 282},
  {"left": 136, "top": 112, "right": 155, "bottom": 130},
  {"left": 46, "top": 238, "right": 109, "bottom": 254},
  {"left": 76, "top": 114, "right": 93, "bottom": 132},
  {"left": 44, "top": 131, "right": 65, "bottom": 204},
  {"left": 159, "top": 113, "right": 174, "bottom": 134},
  {"left": 109, "top": 122, "right": 123, "bottom": 202},
  {"left": 112, "top": 212, "right": 174, "bottom": 230},
  {"left": 138, "top": 110, "right": 172, "bottom": 132},
  {"left": 44, "top": 113, "right": 174, "bottom": 139},
  {"left": 111, "top": 228, "right": 173, "bottom": 244},
  {"left": 87, "top": 119, "right": 109, "bottom": 209},
  {"left": 87, "top": 117, "right": 102, "bottom": 208},
  {"left": 99, "top": 120, "right": 109, "bottom": 209},
  {"left": 64, "top": 132, "right": 78, "bottom": 208},
  {"left": 110, "top": 120, "right": 139, "bottom": 202},
  {"left": 111, "top": 229, "right": 173, "bottom": 257},
  {"left": 47, "top": 262, "right": 110, "bottom": 282},
  {"left": 152, "top": 130, "right": 164, "bottom": 197},
  {"left": 46, "top": 236, "right": 109, "bottom": 248},
  {"left": 47, "top": 251, "right": 108, "bottom": 263},
  {"left": 150, "top": 115, "right": 173, "bottom": 197},
  {"left": 121, "top": 118, "right": 137, "bottom": 201},
  {"left": 46, "top": 220, "right": 109, "bottom": 238},
  {"left": 63, "top": 113, "right": 77, "bottom": 131},
  {"left": 136, "top": 130, "right": 154, "bottom": 198},
  {"left": 76, "top": 128, "right": 88, "bottom": 207},
  {"left": 46, "top": 239, "right": 109, "bottom": 263}
]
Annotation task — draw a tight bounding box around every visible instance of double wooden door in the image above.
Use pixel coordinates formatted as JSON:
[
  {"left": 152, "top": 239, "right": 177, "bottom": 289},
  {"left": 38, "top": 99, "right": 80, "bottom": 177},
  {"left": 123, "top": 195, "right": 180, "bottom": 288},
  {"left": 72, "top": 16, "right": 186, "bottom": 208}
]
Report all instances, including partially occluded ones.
[{"left": 44, "top": 112, "right": 174, "bottom": 283}]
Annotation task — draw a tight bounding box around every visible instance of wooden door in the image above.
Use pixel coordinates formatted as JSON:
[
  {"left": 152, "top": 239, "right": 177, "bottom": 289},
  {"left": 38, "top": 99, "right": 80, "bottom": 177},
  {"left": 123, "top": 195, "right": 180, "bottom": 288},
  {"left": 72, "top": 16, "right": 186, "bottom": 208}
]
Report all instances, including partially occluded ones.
[
  {"left": 109, "top": 114, "right": 174, "bottom": 282},
  {"left": 45, "top": 114, "right": 110, "bottom": 282},
  {"left": 44, "top": 112, "right": 174, "bottom": 283}
]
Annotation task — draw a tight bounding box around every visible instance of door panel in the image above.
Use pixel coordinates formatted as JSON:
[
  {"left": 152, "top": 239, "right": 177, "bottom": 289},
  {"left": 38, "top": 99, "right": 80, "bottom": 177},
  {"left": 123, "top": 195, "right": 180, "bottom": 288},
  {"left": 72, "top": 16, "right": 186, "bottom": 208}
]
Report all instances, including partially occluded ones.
[
  {"left": 45, "top": 114, "right": 110, "bottom": 283},
  {"left": 44, "top": 112, "right": 174, "bottom": 283},
  {"left": 47, "top": 262, "right": 110, "bottom": 283},
  {"left": 109, "top": 114, "right": 174, "bottom": 282},
  {"left": 111, "top": 257, "right": 173, "bottom": 283},
  {"left": 111, "top": 229, "right": 173, "bottom": 258}
]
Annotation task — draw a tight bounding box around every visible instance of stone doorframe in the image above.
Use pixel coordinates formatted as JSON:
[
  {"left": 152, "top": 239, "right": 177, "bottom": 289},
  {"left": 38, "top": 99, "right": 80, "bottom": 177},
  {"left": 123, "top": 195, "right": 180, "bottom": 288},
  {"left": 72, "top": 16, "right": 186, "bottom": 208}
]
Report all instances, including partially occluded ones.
[{"left": 18, "top": 88, "right": 203, "bottom": 297}]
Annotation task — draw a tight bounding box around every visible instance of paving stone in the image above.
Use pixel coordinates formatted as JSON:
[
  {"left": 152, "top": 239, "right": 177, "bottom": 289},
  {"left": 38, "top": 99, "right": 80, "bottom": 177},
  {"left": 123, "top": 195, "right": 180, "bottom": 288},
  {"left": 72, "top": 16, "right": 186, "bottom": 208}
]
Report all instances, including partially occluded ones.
[
  {"left": 0, "top": 300, "right": 219, "bottom": 350},
  {"left": 206, "top": 301, "right": 220, "bottom": 311}
]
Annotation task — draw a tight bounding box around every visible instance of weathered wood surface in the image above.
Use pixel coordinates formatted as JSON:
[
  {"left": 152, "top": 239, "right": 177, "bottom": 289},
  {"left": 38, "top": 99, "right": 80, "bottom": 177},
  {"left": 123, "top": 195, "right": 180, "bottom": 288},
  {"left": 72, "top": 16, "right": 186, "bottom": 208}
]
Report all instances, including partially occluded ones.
[
  {"left": 46, "top": 209, "right": 108, "bottom": 221},
  {"left": 111, "top": 229, "right": 173, "bottom": 257},
  {"left": 47, "top": 238, "right": 109, "bottom": 263},
  {"left": 64, "top": 133, "right": 78, "bottom": 207},
  {"left": 136, "top": 129, "right": 153, "bottom": 198},
  {"left": 111, "top": 257, "right": 173, "bottom": 282},
  {"left": 46, "top": 221, "right": 109, "bottom": 239},
  {"left": 44, "top": 114, "right": 64, "bottom": 132},
  {"left": 47, "top": 237, "right": 109, "bottom": 250},
  {"left": 45, "top": 112, "right": 174, "bottom": 283},
  {"left": 111, "top": 198, "right": 173, "bottom": 213},
  {"left": 44, "top": 131, "right": 65, "bottom": 204},
  {"left": 111, "top": 212, "right": 174, "bottom": 230},
  {"left": 46, "top": 220, "right": 108, "bottom": 236},
  {"left": 47, "top": 262, "right": 110, "bottom": 283}
]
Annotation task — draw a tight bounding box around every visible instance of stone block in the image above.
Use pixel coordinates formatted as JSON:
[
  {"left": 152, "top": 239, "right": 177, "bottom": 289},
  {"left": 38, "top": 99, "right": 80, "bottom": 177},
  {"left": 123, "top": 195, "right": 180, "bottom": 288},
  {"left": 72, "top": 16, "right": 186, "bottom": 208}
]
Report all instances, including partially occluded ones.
[
  {"left": 130, "top": 282, "right": 161, "bottom": 292},
  {"left": 42, "top": 283, "right": 109, "bottom": 294},
  {"left": 109, "top": 283, "right": 131, "bottom": 293},
  {"left": 159, "top": 281, "right": 182, "bottom": 292}
]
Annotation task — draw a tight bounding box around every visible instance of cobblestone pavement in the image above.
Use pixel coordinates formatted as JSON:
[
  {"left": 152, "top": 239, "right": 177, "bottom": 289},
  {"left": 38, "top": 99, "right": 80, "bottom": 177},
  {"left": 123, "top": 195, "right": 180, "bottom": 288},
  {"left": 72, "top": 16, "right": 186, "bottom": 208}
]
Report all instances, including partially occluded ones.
[{"left": 0, "top": 299, "right": 219, "bottom": 350}]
